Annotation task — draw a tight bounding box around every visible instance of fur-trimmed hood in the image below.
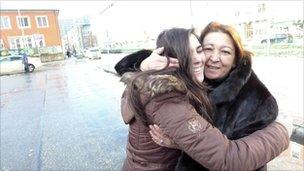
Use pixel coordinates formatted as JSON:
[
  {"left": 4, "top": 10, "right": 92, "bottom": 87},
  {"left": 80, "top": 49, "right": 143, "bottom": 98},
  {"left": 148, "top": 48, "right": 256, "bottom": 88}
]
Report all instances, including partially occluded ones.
[
  {"left": 120, "top": 72, "right": 187, "bottom": 124},
  {"left": 121, "top": 72, "right": 187, "bottom": 100},
  {"left": 208, "top": 55, "right": 252, "bottom": 105}
]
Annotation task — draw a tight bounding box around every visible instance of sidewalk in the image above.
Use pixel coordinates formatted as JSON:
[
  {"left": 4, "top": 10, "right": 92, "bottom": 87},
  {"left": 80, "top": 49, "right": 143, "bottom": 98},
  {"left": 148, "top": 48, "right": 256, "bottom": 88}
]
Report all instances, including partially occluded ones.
[
  {"left": 268, "top": 141, "right": 303, "bottom": 170},
  {"left": 42, "top": 57, "right": 78, "bottom": 67}
]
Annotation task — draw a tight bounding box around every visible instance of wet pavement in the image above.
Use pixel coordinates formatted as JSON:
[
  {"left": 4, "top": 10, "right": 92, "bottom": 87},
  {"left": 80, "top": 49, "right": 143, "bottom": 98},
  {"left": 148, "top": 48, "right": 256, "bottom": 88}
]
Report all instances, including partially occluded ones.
[
  {"left": 1, "top": 55, "right": 303, "bottom": 170},
  {"left": 1, "top": 56, "right": 127, "bottom": 170}
]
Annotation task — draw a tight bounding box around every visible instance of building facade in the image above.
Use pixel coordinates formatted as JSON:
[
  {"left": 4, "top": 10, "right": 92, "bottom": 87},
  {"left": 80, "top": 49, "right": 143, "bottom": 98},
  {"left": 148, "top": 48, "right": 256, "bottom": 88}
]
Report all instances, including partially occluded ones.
[
  {"left": 59, "top": 16, "right": 90, "bottom": 36},
  {"left": 59, "top": 16, "right": 97, "bottom": 53},
  {"left": 232, "top": 2, "right": 303, "bottom": 44},
  {"left": 81, "top": 24, "right": 97, "bottom": 49},
  {"left": 0, "top": 9, "right": 62, "bottom": 50},
  {"left": 63, "top": 23, "right": 97, "bottom": 54}
]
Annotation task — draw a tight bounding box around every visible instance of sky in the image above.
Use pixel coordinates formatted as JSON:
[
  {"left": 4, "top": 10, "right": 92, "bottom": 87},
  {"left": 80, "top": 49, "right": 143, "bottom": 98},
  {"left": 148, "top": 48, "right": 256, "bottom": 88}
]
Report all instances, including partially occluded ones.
[
  {"left": 1, "top": 0, "right": 110, "bottom": 19},
  {"left": 1, "top": 0, "right": 303, "bottom": 43},
  {"left": 2, "top": 0, "right": 303, "bottom": 20}
]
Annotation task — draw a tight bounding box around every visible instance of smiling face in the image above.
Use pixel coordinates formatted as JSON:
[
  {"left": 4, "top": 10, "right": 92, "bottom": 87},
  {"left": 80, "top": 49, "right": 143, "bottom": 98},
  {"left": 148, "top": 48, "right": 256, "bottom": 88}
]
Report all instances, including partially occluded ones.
[
  {"left": 189, "top": 34, "right": 205, "bottom": 83},
  {"left": 202, "top": 32, "right": 236, "bottom": 80}
]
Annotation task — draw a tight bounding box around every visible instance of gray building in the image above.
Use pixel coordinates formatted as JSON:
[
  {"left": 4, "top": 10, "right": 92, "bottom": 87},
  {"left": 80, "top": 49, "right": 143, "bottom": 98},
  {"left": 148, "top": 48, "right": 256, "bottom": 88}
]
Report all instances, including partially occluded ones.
[
  {"left": 59, "top": 16, "right": 91, "bottom": 36},
  {"left": 60, "top": 16, "right": 97, "bottom": 52},
  {"left": 65, "top": 23, "right": 97, "bottom": 53},
  {"left": 81, "top": 24, "right": 97, "bottom": 49}
]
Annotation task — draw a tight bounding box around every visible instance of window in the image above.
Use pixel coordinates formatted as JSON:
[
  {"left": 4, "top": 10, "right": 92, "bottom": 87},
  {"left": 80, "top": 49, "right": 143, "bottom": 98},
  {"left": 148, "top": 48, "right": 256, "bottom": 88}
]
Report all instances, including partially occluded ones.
[
  {"left": 27, "top": 37, "right": 33, "bottom": 48},
  {"left": 17, "top": 16, "right": 30, "bottom": 28},
  {"left": 258, "top": 3, "right": 266, "bottom": 13},
  {"left": 245, "top": 22, "right": 253, "bottom": 39},
  {"left": 0, "top": 16, "right": 11, "bottom": 29},
  {"left": 8, "top": 38, "right": 17, "bottom": 49},
  {"left": 36, "top": 16, "right": 49, "bottom": 28},
  {"left": 8, "top": 37, "right": 28, "bottom": 49},
  {"left": 235, "top": 11, "right": 240, "bottom": 17},
  {"left": 33, "top": 34, "right": 45, "bottom": 47},
  {"left": 8, "top": 35, "right": 45, "bottom": 49},
  {"left": 15, "top": 38, "right": 21, "bottom": 49}
]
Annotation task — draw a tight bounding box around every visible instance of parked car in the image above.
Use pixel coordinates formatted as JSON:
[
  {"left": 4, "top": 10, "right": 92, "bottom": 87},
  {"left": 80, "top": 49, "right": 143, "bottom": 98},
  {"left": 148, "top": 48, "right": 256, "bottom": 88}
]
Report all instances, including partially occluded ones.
[
  {"left": 0, "top": 55, "right": 42, "bottom": 75},
  {"left": 73, "top": 52, "right": 85, "bottom": 59},
  {"left": 261, "top": 34, "right": 293, "bottom": 44},
  {"left": 83, "top": 48, "right": 102, "bottom": 59}
]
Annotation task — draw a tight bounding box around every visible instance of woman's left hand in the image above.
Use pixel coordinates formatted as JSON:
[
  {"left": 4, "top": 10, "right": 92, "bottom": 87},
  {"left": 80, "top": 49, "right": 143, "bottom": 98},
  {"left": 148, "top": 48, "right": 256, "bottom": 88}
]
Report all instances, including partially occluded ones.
[
  {"left": 140, "top": 47, "right": 179, "bottom": 71},
  {"left": 149, "top": 124, "right": 179, "bottom": 149}
]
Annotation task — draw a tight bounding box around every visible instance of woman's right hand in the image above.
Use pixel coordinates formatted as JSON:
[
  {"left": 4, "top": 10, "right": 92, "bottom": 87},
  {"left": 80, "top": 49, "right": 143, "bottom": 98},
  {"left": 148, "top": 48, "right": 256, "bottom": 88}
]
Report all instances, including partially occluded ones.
[
  {"left": 149, "top": 124, "right": 179, "bottom": 149},
  {"left": 140, "top": 47, "right": 179, "bottom": 71}
]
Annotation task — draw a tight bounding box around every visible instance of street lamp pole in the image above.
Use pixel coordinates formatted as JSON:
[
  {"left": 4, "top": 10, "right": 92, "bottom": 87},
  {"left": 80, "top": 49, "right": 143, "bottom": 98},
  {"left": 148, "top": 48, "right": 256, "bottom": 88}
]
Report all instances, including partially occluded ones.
[
  {"left": 17, "top": 9, "right": 27, "bottom": 49},
  {"left": 98, "top": 1, "right": 117, "bottom": 54},
  {"left": 17, "top": 9, "right": 25, "bottom": 37},
  {"left": 98, "top": 1, "right": 117, "bottom": 16},
  {"left": 189, "top": 0, "right": 194, "bottom": 27},
  {"left": 106, "top": 29, "right": 109, "bottom": 54}
]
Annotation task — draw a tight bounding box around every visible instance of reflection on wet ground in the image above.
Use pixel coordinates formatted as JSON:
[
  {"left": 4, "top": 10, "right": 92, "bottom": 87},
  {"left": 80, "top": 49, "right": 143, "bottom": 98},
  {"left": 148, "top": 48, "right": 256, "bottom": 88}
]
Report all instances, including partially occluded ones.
[{"left": 1, "top": 57, "right": 128, "bottom": 170}]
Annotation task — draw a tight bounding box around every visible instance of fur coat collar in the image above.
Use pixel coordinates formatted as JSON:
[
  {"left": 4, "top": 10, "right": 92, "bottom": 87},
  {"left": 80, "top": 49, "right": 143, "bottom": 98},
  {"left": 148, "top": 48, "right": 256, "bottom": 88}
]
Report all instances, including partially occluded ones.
[{"left": 209, "top": 55, "right": 252, "bottom": 105}]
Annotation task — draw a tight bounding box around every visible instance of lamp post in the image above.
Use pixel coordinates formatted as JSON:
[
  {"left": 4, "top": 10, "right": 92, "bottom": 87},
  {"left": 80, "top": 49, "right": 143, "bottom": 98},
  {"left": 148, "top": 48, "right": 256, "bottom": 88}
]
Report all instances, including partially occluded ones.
[
  {"left": 98, "top": 1, "right": 117, "bottom": 54},
  {"left": 17, "top": 9, "right": 27, "bottom": 49},
  {"left": 189, "top": 0, "right": 194, "bottom": 27}
]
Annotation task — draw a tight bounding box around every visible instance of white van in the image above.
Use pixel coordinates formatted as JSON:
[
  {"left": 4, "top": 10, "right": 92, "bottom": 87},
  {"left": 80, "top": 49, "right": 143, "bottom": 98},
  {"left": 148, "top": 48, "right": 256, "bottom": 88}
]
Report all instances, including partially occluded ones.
[{"left": 84, "top": 48, "right": 102, "bottom": 60}]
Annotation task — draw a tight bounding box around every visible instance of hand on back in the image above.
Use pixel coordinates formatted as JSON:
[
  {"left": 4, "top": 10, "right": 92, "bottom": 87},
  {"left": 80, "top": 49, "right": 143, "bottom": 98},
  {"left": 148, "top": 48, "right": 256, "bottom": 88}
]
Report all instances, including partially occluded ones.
[{"left": 149, "top": 124, "right": 179, "bottom": 149}]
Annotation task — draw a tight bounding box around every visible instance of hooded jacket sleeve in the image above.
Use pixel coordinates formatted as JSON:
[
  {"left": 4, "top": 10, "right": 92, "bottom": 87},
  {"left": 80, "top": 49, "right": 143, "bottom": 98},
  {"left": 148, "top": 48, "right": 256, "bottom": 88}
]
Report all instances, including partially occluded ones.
[
  {"left": 121, "top": 89, "right": 134, "bottom": 124},
  {"left": 148, "top": 97, "right": 289, "bottom": 171},
  {"left": 114, "top": 49, "right": 152, "bottom": 76}
]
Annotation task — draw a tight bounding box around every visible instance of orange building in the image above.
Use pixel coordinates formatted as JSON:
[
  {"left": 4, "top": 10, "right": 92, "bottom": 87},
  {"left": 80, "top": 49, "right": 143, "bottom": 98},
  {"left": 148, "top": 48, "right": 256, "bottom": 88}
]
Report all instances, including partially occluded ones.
[{"left": 0, "top": 9, "right": 62, "bottom": 50}]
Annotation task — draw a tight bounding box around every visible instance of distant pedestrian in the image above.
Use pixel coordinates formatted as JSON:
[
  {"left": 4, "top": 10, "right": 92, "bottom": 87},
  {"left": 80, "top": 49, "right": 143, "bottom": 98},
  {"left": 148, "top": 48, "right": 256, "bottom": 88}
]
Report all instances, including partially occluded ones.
[
  {"left": 22, "top": 50, "right": 29, "bottom": 72},
  {"left": 66, "top": 50, "right": 71, "bottom": 58}
]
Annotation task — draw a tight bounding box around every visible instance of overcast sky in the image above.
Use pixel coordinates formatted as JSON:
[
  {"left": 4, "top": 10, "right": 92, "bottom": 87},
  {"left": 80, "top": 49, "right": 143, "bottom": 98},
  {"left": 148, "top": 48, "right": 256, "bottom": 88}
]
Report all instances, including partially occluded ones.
[
  {"left": 2, "top": 0, "right": 303, "bottom": 20},
  {"left": 2, "top": 0, "right": 303, "bottom": 42},
  {"left": 1, "top": 0, "right": 111, "bottom": 19}
]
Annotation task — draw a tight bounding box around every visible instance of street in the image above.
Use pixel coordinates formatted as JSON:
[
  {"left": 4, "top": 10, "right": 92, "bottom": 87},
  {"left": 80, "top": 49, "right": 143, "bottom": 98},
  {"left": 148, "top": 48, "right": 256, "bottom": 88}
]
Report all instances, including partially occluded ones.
[
  {"left": 252, "top": 56, "right": 303, "bottom": 124},
  {"left": 1, "top": 54, "right": 303, "bottom": 170},
  {"left": 1, "top": 57, "right": 127, "bottom": 170}
]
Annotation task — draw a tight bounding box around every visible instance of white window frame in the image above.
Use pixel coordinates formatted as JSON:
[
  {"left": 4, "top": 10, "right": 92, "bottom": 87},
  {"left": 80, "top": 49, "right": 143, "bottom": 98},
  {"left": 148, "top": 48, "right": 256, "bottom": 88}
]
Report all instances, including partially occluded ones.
[
  {"left": 0, "top": 16, "right": 11, "bottom": 29},
  {"left": 33, "top": 34, "right": 46, "bottom": 47},
  {"left": 7, "top": 34, "right": 46, "bottom": 49},
  {"left": 35, "top": 15, "right": 49, "bottom": 28},
  {"left": 8, "top": 37, "right": 19, "bottom": 49},
  {"left": 7, "top": 36, "right": 37, "bottom": 49},
  {"left": 16, "top": 16, "right": 31, "bottom": 29},
  {"left": 26, "top": 37, "right": 34, "bottom": 48}
]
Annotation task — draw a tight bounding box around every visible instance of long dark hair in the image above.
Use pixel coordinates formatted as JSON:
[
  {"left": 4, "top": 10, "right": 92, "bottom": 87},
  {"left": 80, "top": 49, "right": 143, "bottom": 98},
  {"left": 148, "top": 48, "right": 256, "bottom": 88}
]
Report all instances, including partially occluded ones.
[{"left": 127, "top": 28, "right": 213, "bottom": 125}]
